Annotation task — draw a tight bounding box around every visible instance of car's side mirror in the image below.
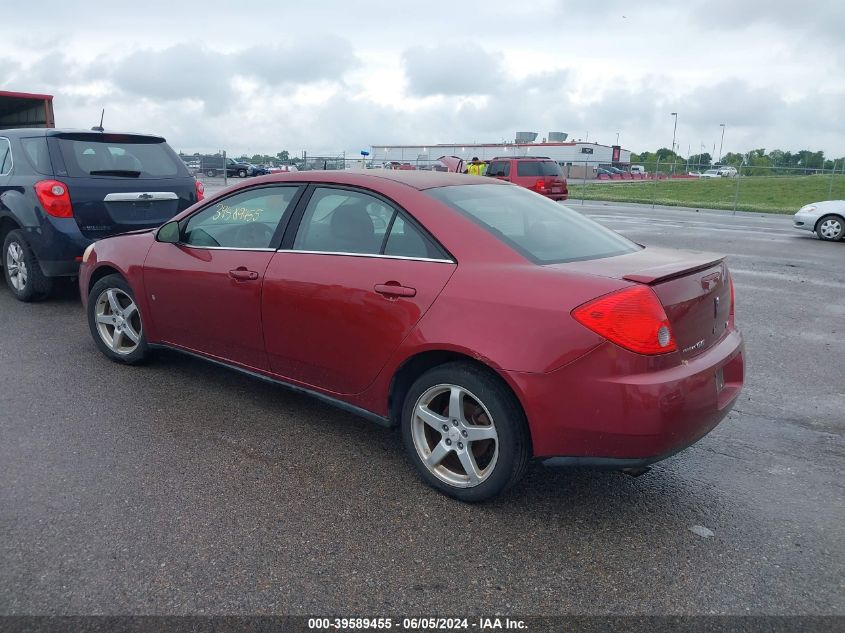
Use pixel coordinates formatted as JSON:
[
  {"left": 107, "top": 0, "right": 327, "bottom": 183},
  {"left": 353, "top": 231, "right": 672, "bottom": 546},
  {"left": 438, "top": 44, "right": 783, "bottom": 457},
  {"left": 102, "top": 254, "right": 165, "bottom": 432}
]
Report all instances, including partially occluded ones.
[{"left": 157, "top": 220, "right": 181, "bottom": 244}]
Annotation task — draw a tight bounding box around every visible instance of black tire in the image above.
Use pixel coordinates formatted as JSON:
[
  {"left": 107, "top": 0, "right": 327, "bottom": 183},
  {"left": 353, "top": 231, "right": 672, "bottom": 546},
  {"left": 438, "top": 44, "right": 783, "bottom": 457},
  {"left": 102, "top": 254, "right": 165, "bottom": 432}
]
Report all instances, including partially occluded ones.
[
  {"left": 238, "top": 169, "right": 247, "bottom": 178},
  {"left": 87, "top": 274, "right": 149, "bottom": 365},
  {"left": 401, "top": 362, "right": 530, "bottom": 502},
  {"left": 816, "top": 214, "right": 844, "bottom": 242},
  {"left": 206, "top": 169, "right": 216, "bottom": 177},
  {"left": 3, "top": 229, "right": 53, "bottom": 302}
]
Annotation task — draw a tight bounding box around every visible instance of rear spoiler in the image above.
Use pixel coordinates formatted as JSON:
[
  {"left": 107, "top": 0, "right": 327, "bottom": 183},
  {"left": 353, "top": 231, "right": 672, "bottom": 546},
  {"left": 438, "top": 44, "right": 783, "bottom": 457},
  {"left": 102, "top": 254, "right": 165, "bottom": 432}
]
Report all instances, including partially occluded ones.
[{"left": 623, "top": 254, "right": 725, "bottom": 285}]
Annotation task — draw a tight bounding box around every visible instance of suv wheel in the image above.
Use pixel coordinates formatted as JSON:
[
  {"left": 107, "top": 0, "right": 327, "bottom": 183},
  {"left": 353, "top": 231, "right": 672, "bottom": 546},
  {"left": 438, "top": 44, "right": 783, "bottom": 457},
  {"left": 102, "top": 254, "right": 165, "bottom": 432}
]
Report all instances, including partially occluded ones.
[
  {"left": 816, "top": 215, "right": 844, "bottom": 241},
  {"left": 401, "top": 362, "right": 530, "bottom": 502},
  {"left": 206, "top": 169, "right": 216, "bottom": 177},
  {"left": 238, "top": 169, "right": 247, "bottom": 178},
  {"left": 3, "top": 229, "right": 53, "bottom": 302}
]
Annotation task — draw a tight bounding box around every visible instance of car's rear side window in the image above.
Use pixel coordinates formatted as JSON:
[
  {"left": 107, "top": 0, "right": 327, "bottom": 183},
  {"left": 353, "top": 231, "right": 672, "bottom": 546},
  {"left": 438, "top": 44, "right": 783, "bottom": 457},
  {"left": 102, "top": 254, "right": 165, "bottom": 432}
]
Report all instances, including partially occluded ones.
[
  {"left": 55, "top": 134, "right": 183, "bottom": 178},
  {"left": 20, "top": 137, "right": 53, "bottom": 175},
  {"left": 516, "top": 161, "right": 562, "bottom": 177},
  {"left": 293, "top": 186, "right": 448, "bottom": 260},
  {"left": 0, "top": 138, "right": 11, "bottom": 176},
  {"left": 427, "top": 183, "right": 639, "bottom": 264}
]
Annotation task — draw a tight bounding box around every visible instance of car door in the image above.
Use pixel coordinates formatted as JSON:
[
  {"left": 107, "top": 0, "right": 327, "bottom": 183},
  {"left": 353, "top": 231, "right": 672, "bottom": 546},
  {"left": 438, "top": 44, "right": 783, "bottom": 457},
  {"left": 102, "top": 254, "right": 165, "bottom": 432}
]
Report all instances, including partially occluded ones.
[
  {"left": 262, "top": 185, "right": 456, "bottom": 395},
  {"left": 144, "top": 184, "right": 303, "bottom": 370}
]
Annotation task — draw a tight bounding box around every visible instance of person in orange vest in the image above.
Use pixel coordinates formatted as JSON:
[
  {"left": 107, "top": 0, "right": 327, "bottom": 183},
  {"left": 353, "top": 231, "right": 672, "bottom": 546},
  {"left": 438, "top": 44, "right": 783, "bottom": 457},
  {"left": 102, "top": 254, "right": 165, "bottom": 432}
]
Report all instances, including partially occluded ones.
[{"left": 467, "top": 156, "right": 484, "bottom": 176}]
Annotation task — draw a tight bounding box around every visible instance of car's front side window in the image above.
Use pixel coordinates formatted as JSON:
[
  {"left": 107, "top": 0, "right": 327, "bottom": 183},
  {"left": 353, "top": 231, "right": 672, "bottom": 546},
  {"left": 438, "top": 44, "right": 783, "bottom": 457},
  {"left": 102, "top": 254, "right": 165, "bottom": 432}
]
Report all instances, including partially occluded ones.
[{"left": 182, "top": 186, "right": 300, "bottom": 249}]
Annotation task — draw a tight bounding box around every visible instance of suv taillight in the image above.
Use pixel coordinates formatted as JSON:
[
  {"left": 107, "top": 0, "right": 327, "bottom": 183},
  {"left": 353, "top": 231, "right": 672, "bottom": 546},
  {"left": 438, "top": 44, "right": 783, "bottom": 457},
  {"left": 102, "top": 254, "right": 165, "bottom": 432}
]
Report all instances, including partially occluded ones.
[
  {"left": 572, "top": 285, "right": 677, "bottom": 355},
  {"left": 195, "top": 179, "right": 205, "bottom": 201},
  {"left": 533, "top": 178, "right": 546, "bottom": 192},
  {"left": 34, "top": 180, "right": 73, "bottom": 218}
]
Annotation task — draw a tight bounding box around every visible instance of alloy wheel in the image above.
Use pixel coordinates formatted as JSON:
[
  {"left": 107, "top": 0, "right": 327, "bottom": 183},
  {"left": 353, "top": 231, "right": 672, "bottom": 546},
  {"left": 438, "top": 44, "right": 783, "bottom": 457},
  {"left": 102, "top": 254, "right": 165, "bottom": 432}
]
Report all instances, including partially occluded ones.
[
  {"left": 6, "top": 241, "right": 27, "bottom": 292},
  {"left": 94, "top": 288, "right": 142, "bottom": 355},
  {"left": 411, "top": 384, "right": 499, "bottom": 488}
]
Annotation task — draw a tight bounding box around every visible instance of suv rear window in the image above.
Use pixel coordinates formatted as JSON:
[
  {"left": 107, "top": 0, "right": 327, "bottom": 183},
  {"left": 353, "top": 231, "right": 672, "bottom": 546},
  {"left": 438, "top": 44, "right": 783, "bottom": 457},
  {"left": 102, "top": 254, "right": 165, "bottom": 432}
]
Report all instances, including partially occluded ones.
[
  {"left": 516, "top": 161, "right": 562, "bottom": 177},
  {"left": 55, "top": 133, "right": 184, "bottom": 179},
  {"left": 427, "top": 184, "right": 639, "bottom": 264}
]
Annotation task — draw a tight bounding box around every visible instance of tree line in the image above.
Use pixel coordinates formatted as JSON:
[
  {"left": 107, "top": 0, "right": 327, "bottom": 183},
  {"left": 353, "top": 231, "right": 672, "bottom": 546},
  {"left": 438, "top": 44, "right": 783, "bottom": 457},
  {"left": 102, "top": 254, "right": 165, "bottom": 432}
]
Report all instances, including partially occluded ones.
[{"left": 631, "top": 147, "right": 845, "bottom": 174}]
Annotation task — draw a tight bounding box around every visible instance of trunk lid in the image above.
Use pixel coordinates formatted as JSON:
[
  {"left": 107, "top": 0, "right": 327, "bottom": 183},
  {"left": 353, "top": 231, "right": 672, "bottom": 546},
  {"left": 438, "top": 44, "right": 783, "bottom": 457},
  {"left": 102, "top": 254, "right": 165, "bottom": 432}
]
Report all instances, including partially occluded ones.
[{"left": 561, "top": 247, "right": 732, "bottom": 358}]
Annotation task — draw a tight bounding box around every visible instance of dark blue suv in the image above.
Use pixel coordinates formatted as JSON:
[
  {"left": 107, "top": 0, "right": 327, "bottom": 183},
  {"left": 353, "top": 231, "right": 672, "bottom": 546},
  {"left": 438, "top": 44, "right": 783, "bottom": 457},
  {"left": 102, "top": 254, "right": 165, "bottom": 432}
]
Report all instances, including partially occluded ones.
[{"left": 0, "top": 129, "right": 202, "bottom": 301}]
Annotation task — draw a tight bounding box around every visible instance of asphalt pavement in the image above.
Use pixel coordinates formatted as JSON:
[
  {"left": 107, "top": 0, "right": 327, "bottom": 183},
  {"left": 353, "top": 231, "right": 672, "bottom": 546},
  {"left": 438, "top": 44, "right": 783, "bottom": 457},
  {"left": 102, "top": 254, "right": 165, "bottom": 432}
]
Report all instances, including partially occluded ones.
[{"left": 0, "top": 201, "right": 843, "bottom": 617}]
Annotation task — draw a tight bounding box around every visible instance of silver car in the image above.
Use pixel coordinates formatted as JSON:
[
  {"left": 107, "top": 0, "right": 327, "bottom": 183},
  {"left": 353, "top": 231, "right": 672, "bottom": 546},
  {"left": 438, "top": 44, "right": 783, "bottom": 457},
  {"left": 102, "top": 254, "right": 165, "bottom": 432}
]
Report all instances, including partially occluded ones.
[{"left": 793, "top": 201, "right": 845, "bottom": 241}]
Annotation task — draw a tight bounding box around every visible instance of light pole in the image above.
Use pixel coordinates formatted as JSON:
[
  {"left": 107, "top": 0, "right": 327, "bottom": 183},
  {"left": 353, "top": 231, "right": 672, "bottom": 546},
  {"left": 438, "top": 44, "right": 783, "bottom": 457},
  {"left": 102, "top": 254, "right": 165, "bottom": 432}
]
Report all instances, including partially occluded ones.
[
  {"left": 615, "top": 131, "right": 620, "bottom": 145},
  {"left": 670, "top": 113, "right": 678, "bottom": 175},
  {"left": 670, "top": 113, "right": 678, "bottom": 155},
  {"left": 718, "top": 123, "right": 726, "bottom": 164}
]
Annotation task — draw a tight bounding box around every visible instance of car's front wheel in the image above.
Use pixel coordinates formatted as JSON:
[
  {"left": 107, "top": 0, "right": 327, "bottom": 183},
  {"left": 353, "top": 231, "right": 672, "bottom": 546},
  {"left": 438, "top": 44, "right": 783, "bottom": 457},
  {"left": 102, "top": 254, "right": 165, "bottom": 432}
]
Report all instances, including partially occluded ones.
[
  {"left": 816, "top": 215, "right": 844, "bottom": 241},
  {"left": 3, "top": 229, "right": 52, "bottom": 302},
  {"left": 238, "top": 169, "right": 247, "bottom": 178},
  {"left": 87, "top": 274, "right": 148, "bottom": 364},
  {"left": 401, "top": 362, "right": 529, "bottom": 502}
]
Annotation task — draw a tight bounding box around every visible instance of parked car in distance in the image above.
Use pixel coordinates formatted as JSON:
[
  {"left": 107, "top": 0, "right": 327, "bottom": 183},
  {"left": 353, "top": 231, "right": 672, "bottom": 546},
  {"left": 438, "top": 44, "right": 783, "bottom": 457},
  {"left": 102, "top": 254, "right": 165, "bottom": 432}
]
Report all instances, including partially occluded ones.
[
  {"left": 201, "top": 157, "right": 253, "bottom": 178},
  {"left": 793, "top": 200, "right": 845, "bottom": 241},
  {"left": 0, "top": 128, "right": 202, "bottom": 301},
  {"left": 630, "top": 165, "right": 645, "bottom": 175},
  {"left": 717, "top": 166, "right": 738, "bottom": 177},
  {"left": 79, "top": 170, "right": 744, "bottom": 502},
  {"left": 699, "top": 169, "right": 723, "bottom": 179},
  {"left": 486, "top": 157, "right": 568, "bottom": 200},
  {"left": 247, "top": 164, "right": 268, "bottom": 177}
]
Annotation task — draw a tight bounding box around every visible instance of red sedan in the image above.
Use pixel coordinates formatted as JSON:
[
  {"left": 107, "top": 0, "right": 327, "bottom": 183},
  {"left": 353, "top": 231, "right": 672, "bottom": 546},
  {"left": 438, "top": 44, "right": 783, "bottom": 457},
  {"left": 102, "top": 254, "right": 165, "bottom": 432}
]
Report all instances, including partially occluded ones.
[{"left": 79, "top": 170, "right": 744, "bottom": 501}]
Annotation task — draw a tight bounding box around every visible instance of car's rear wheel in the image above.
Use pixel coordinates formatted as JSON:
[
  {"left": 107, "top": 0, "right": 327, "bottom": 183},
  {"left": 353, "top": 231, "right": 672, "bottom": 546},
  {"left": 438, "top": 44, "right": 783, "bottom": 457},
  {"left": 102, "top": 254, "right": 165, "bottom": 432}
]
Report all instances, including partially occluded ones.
[
  {"left": 401, "top": 362, "right": 529, "bottom": 502},
  {"left": 238, "top": 169, "right": 247, "bottom": 178},
  {"left": 816, "top": 215, "right": 844, "bottom": 241},
  {"left": 3, "top": 229, "right": 52, "bottom": 302},
  {"left": 206, "top": 169, "right": 216, "bottom": 177},
  {"left": 87, "top": 274, "right": 148, "bottom": 364}
]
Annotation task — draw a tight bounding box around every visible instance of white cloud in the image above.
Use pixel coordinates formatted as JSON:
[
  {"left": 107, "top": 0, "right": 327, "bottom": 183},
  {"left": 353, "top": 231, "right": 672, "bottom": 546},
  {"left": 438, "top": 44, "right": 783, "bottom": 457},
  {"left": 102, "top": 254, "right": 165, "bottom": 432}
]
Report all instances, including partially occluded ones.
[{"left": 0, "top": 1, "right": 843, "bottom": 157}]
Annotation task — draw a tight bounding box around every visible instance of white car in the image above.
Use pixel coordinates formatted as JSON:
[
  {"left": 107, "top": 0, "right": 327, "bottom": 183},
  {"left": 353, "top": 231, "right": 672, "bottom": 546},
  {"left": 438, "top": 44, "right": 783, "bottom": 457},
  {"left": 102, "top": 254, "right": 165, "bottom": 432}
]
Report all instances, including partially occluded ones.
[
  {"left": 717, "top": 166, "right": 738, "bottom": 177},
  {"left": 699, "top": 169, "right": 722, "bottom": 179},
  {"left": 793, "top": 201, "right": 845, "bottom": 242}
]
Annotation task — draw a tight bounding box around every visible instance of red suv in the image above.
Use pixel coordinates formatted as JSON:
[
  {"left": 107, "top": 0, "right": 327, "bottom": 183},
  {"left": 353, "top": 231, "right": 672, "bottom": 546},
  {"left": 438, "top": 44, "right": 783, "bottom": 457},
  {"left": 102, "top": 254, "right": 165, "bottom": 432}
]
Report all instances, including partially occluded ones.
[{"left": 486, "top": 157, "right": 568, "bottom": 200}]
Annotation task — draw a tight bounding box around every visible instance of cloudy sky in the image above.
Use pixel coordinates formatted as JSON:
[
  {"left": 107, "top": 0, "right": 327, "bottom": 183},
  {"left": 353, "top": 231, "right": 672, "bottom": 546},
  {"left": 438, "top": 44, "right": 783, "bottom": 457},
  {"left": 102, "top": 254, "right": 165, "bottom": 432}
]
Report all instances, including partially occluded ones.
[{"left": 2, "top": 1, "right": 844, "bottom": 158}]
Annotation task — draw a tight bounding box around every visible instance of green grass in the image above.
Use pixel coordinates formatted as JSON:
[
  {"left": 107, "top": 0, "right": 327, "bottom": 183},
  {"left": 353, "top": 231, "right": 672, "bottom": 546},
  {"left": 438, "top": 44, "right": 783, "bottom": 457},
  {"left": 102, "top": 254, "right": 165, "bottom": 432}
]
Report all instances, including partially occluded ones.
[{"left": 567, "top": 175, "right": 845, "bottom": 214}]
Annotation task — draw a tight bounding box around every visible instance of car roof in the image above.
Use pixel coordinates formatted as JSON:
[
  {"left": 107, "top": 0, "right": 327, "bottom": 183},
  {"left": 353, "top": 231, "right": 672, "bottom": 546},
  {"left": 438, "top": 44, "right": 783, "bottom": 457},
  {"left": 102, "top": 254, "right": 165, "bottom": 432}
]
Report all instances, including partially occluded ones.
[
  {"left": 0, "top": 128, "right": 165, "bottom": 141},
  {"left": 242, "top": 169, "right": 509, "bottom": 191}
]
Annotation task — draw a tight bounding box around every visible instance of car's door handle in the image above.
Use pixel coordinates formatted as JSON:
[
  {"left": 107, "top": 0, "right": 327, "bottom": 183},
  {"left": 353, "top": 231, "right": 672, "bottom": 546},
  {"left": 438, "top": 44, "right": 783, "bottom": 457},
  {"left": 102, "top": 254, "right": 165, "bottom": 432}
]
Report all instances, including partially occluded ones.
[
  {"left": 374, "top": 283, "right": 416, "bottom": 298},
  {"left": 229, "top": 268, "right": 259, "bottom": 281}
]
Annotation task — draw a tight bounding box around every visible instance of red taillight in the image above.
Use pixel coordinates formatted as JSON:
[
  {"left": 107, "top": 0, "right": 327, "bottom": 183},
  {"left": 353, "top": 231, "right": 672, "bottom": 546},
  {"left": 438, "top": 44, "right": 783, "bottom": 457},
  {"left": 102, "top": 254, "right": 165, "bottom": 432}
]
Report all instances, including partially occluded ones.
[
  {"left": 195, "top": 179, "right": 205, "bottom": 201},
  {"left": 534, "top": 178, "right": 546, "bottom": 192},
  {"left": 34, "top": 180, "right": 73, "bottom": 218},
  {"left": 572, "top": 285, "right": 677, "bottom": 355}
]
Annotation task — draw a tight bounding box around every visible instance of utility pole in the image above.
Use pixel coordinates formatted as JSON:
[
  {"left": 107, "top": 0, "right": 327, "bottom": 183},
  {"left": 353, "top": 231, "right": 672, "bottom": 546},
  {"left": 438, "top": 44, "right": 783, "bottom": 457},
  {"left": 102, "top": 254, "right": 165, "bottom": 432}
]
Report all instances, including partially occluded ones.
[
  {"left": 670, "top": 113, "right": 678, "bottom": 176},
  {"left": 718, "top": 123, "right": 726, "bottom": 164},
  {"left": 615, "top": 131, "right": 620, "bottom": 145}
]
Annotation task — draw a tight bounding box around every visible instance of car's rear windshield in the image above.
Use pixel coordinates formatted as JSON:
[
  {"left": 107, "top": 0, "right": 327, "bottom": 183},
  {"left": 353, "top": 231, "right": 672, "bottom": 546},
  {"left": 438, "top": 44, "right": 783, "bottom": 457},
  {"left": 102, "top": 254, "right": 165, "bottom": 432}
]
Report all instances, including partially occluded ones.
[
  {"left": 427, "top": 184, "right": 640, "bottom": 264},
  {"left": 516, "top": 161, "right": 562, "bottom": 177},
  {"left": 55, "top": 133, "right": 184, "bottom": 178}
]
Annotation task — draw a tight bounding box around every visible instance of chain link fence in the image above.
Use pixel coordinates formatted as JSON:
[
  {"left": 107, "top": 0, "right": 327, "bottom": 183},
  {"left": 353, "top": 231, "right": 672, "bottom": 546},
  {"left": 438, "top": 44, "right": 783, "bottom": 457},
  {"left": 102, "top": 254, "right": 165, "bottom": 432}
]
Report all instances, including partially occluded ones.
[{"left": 180, "top": 151, "right": 844, "bottom": 214}]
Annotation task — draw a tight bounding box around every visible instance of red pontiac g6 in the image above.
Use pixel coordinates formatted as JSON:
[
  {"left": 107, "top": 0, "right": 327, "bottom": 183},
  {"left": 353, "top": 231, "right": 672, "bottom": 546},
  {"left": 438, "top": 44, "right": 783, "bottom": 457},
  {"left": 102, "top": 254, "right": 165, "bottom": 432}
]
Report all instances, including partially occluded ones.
[{"left": 79, "top": 170, "right": 744, "bottom": 502}]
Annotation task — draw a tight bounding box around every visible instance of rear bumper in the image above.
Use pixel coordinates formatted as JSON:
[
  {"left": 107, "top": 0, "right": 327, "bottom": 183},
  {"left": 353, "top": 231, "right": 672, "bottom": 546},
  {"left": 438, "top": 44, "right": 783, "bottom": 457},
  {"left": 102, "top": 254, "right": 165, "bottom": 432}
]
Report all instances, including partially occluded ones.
[
  {"left": 23, "top": 218, "right": 90, "bottom": 278},
  {"left": 546, "top": 193, "right": 568, "bottom": 201},
  {"left": 506, "top": 329, "right": 745, "bottom": 463}
]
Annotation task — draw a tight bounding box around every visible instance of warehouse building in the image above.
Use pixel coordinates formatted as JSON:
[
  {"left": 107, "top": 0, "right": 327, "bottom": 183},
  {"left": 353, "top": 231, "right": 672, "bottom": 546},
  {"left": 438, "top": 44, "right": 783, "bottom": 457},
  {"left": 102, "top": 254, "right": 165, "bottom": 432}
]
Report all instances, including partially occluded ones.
[{"left": 370, "top": 132, "right": 631, "bottom": 168}]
